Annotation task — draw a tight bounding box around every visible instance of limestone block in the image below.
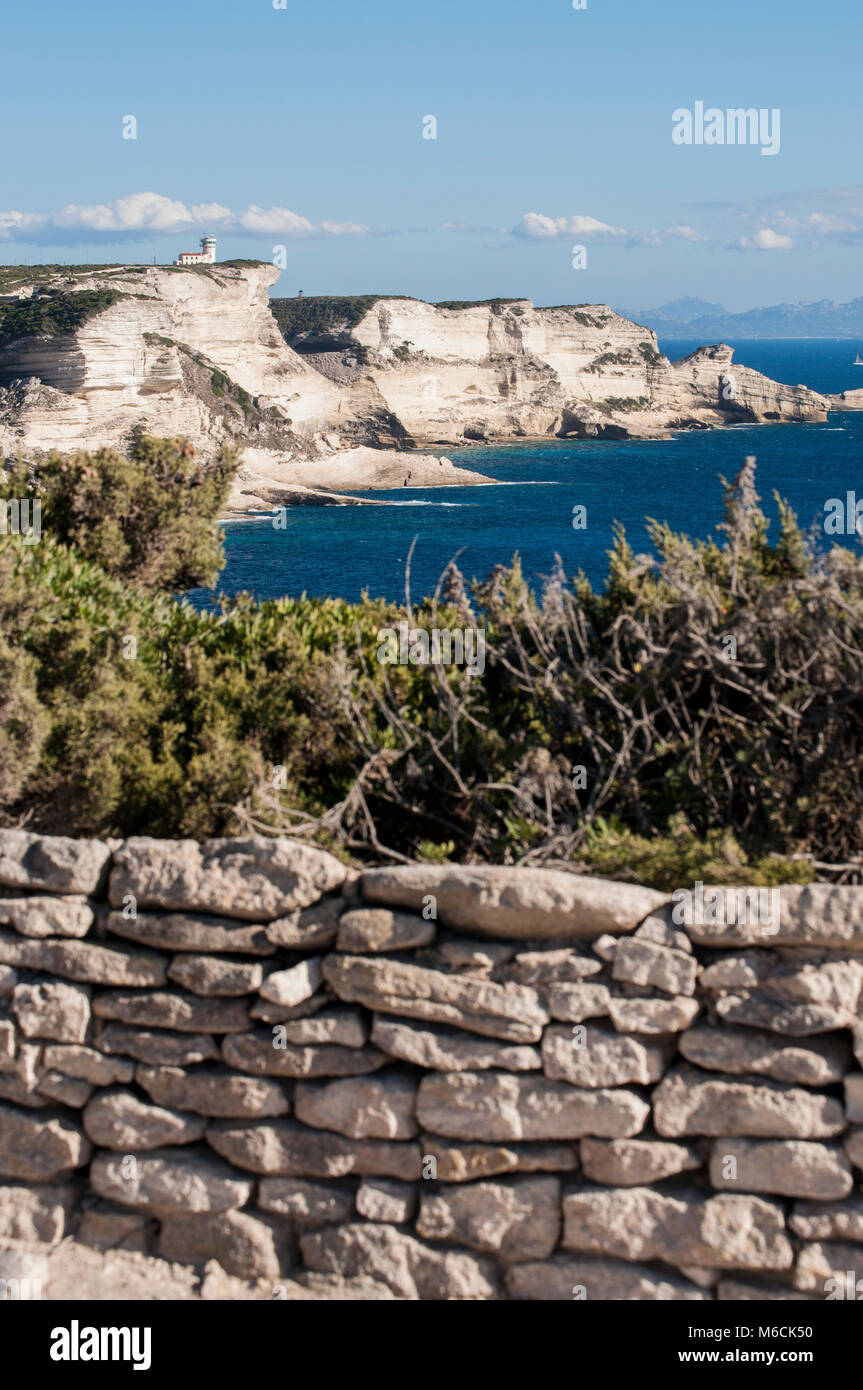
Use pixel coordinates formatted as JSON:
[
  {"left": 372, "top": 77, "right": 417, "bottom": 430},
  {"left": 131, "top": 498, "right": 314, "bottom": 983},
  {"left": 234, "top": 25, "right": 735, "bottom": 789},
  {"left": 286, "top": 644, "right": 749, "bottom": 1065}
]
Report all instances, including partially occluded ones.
[{"left": 109, "top": 836, "right": 346, "bottom": 921}]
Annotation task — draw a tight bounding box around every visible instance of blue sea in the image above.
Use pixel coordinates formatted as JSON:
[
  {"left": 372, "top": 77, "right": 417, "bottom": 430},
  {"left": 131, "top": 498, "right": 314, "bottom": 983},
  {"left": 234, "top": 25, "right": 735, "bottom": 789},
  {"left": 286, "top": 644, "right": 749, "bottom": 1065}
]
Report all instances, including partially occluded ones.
[{"left": 187, "top": 340, "right": 863, "bottom": 607}]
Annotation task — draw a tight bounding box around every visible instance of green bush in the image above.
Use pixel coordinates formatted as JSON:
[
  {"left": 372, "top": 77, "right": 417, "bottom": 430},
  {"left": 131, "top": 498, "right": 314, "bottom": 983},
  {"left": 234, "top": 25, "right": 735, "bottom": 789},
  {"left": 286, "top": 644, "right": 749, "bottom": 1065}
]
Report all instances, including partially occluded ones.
[
  {"left": 0, "top": 447, "right": 858, "bottom": 881},
  {"left": 1, "top": 437, "right": 235, "bottom": 590},
  {"left": 0, "top": 632, "right": 50, "bottom": 803},
  {"left": 598, "top": 396, "right": 650, "bottom": 414},
  {"left": 434, "top": 299, "right": 525, "bottom": 310},
  {"left": 0, "top": 266, "right": 122, "bottom": 295},
  {"left": 639, "top": 341, "right": 665, "bottom": 366},
  {"left": 585, "top": 350, "right": 635, "bottom": 373},
  {"left": 271, "top": 296, "right": 400, "bottom": 344},
  {"left": 571, "top": 814, "right": 814, "bottom": 891},
  {"left": 0, "top": 288, "right": 123, "bottom": 345}
]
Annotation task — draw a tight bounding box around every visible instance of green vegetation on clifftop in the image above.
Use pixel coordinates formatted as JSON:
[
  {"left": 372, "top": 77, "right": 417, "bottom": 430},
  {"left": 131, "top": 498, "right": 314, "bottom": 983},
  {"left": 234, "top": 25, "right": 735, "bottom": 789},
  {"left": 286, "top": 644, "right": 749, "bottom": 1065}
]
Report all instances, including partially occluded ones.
[
  {"left": 0, "top": 288, "right": 123, "bottom": 345},
  {"left": 271, "top": 295, "right": 417, "bottom": 344},
  {"left": 0, "top": 265, "right": 124, "bottom": 294}
]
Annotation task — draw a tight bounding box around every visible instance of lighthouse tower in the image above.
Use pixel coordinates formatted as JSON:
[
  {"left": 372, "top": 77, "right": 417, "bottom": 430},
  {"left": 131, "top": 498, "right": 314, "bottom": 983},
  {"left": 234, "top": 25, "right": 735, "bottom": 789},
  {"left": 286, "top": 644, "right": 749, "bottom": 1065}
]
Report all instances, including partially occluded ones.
[{"left": 174, "top": 236, "right": 218, "bottom": 267}]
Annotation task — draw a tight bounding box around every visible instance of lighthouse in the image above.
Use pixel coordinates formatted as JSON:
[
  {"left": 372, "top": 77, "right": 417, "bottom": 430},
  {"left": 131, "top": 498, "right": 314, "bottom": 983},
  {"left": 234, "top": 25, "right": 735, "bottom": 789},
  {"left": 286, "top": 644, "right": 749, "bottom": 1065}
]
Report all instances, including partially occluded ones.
[{"left": 174, "top": 236, "right": 217, "bottom": 267}]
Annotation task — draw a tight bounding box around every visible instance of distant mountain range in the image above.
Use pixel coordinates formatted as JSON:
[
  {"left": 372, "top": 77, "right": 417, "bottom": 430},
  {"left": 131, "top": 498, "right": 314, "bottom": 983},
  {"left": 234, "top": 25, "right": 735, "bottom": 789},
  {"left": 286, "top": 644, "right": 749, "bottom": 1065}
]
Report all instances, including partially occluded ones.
[{"left": 622, "top": 296, "right": 863, "bottom": 340}]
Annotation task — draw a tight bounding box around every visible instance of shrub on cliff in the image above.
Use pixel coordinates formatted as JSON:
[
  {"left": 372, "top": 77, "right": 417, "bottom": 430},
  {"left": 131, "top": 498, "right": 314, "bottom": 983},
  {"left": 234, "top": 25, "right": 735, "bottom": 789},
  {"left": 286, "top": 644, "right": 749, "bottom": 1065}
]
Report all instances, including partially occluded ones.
[
  {"left": 0, "top": 287, "right": 122, "bottom": 345},
  {"left": 271, "top": 295, "right": 422, "bottom": 350}
]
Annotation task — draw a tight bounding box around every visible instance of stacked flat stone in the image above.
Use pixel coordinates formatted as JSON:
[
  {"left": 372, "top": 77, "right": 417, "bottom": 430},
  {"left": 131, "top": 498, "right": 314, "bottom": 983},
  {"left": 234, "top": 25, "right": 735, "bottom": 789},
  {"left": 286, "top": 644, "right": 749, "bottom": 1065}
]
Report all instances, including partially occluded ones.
[{"left": 1, "top": 829, "right": 863, "bottom": 1299}]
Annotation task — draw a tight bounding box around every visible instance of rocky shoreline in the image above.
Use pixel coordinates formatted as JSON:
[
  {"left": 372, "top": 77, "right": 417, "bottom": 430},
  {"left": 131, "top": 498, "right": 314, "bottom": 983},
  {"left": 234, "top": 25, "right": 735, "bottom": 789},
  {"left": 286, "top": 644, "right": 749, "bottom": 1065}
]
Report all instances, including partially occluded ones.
[{"left": 225, "top": 445, "right": 491, "bottom": 512}]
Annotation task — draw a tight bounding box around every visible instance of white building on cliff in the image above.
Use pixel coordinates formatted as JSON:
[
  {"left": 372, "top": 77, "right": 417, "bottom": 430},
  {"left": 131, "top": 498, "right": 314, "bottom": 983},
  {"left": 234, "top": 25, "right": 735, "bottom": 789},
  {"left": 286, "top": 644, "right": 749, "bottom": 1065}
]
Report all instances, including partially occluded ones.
[{"left": 174, "top": 236, "right": 217, "bottom": 267}]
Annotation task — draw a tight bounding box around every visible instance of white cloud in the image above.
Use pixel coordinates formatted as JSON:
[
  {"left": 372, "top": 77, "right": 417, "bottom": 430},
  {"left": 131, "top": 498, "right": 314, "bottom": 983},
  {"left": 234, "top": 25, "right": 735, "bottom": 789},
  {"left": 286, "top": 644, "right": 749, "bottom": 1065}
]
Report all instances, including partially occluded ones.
[
  {"left": 0, "top": 192, "right": 370, "bottom": 245},
  {"left": 54, "top": 192, "right": 194, "bottom": 232},
  {"left": 706, "top": 186, "right": 863, "bottom": 246},
  {"left": 318, "top": 220, "right": 368, "bottom": 236},
  {"left": 513, "top": 213, "right": 703, "bottom": 247},
  {"left": 739, "top": 227, "right": 793, "bottom": 251},
  {"left": 513, "top": 212, "right": 627, "bottom": 240},
  {"left": 804, "top": 211, "right": 856, "bottom": 234},
  {"left": 236, "top": 206, "right": 315, "bottom": 235},
  {"left": 189, "top": 202, "right": 234, "bottom": 225},
  {"left": 0, "top": 210, "right": 46, "bottom": 240},
  {"left": 665, "top": 224, "right": 704, "bottom": 242},
  {"left": 629, "top": 224, "right": 709, "bottom": 247},
  {"left": 441, "top": 221, "right": 512, "bottom": 236}
]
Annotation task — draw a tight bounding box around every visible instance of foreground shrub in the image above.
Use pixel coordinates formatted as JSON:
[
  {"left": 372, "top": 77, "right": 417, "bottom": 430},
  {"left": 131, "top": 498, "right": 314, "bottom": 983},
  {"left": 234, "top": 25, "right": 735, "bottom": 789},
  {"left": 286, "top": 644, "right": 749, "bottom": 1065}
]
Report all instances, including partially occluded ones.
[
  {"left": 0, "top": 633, "right": 49, "bottom": 803},
  {"left": 570, "top": 814, "right": 815, "bottom": 891},
  {"left": 0, "top": 447, "right": 858, "bottom": 878},
  {"left": 1, "top": 436, "right": 235, "bottom": 589}
]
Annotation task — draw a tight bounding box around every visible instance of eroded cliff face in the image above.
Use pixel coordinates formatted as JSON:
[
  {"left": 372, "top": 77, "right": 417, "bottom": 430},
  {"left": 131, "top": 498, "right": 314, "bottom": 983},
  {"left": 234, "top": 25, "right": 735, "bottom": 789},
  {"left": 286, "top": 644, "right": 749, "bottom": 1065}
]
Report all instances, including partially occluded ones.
[
  {"left": 321, "top": 298, "right": 829, "bottom": 443},
  {"left": 0, "top": 264, "right": 339, "bottom": 458},
  {"left": 0, "top": 267, "right": 830, "bottom": 509}
]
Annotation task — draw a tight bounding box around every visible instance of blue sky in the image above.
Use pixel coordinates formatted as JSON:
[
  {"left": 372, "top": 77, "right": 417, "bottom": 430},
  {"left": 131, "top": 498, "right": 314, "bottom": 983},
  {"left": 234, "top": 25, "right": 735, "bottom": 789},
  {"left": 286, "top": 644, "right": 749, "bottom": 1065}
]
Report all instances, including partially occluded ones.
[{"left": 2, "top": 0, "right": 860, "bottom": 310}]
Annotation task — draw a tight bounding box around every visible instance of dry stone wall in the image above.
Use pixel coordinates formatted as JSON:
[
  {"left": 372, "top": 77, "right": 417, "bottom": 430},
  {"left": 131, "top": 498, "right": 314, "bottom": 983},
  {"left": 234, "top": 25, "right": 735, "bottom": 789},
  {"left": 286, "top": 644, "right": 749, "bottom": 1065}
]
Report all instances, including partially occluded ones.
[{"left": 1, "top": 830, "right": 863, "bottom": 1300}]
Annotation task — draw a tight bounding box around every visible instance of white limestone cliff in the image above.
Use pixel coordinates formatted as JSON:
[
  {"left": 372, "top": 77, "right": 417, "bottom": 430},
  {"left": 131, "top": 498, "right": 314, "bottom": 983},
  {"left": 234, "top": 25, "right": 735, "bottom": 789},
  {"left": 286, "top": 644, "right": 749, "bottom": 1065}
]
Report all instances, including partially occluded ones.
[
  {"left": 0, "top": 267, "right": 830, "bottom": 511},
  {"left": 329, "top": 298, "right": 828, "bottom": 443},
  {"left": 0, "top": 263, "right": 338, "bottom": 451}
]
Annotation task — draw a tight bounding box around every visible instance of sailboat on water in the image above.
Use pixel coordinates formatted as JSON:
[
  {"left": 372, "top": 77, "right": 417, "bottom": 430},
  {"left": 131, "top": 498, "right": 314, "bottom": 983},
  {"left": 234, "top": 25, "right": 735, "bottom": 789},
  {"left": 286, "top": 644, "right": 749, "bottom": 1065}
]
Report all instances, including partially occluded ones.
[{"left": 855, "top": 349, "right": 863, "bottom": 365}]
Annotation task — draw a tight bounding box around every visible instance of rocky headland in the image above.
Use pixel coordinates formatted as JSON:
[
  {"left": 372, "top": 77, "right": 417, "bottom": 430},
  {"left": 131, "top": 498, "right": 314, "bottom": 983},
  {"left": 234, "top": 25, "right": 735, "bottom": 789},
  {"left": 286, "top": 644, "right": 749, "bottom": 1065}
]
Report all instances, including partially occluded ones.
[
  {"left": 828, "top": 388, "right": 863, "bottom": 410},
  {"left": 0, "top": 264, "right": 830, "bottom": 513}
]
